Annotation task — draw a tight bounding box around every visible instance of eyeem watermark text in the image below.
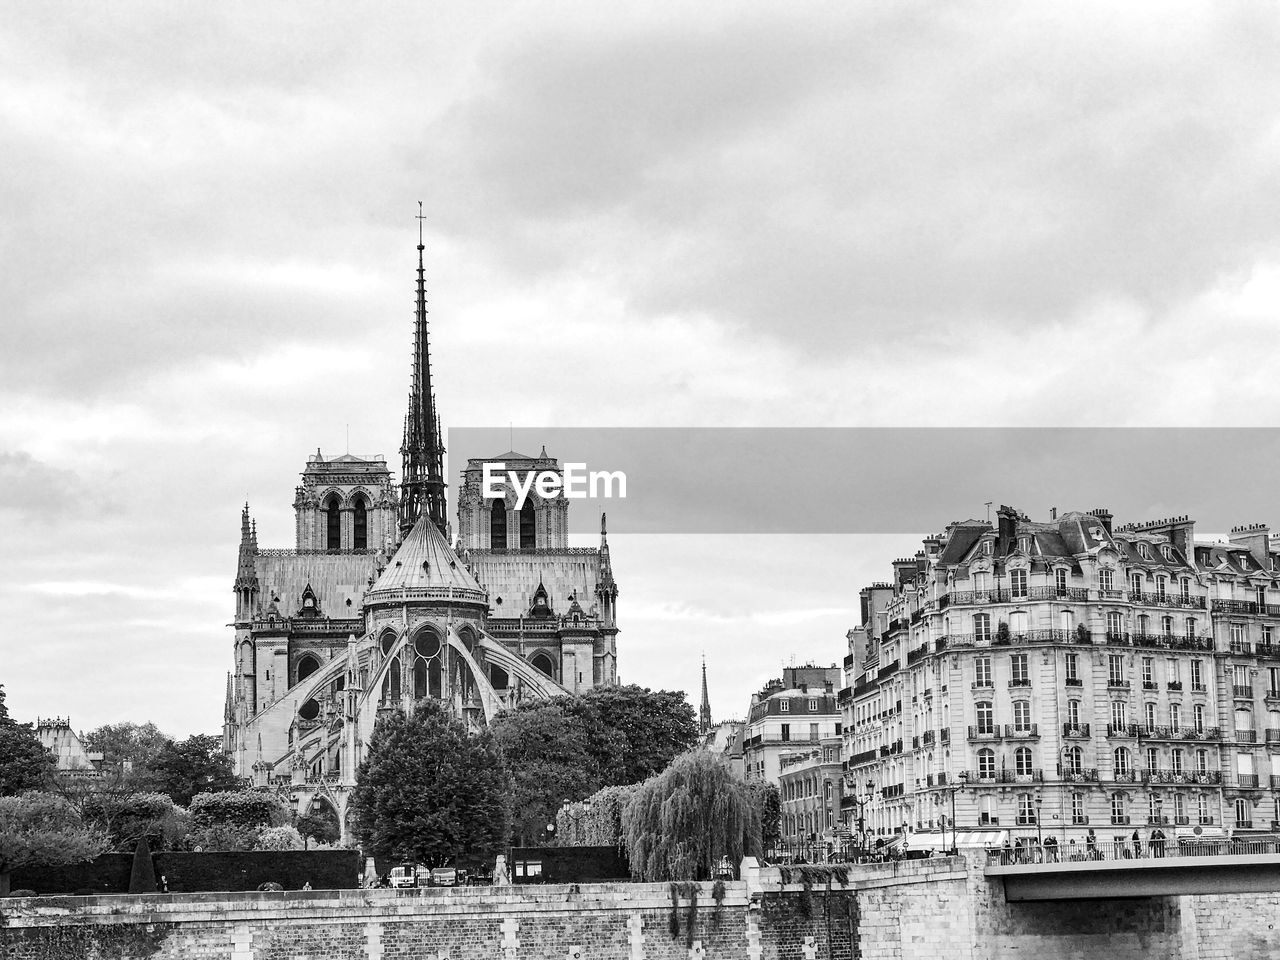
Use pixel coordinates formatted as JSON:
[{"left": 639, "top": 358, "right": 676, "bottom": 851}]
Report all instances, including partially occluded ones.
[{"left": 482, "top": 462, "right": 628, "bottom": 509}]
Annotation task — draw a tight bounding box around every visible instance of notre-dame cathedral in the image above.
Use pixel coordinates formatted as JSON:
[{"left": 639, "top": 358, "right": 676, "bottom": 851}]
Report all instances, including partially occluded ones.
[{"left": 221, "top": 226, "right": 620, "bottom": 837}]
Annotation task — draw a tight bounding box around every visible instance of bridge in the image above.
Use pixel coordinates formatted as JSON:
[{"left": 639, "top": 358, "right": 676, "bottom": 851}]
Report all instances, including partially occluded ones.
[{"left": 986, "top": 837, "right": 1280, "bottom": 900}]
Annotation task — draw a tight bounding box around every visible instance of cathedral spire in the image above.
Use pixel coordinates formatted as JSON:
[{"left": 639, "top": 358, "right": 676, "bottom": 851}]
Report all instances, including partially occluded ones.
[
  {"left": 400, "top": 203, "right": 448, "bottom": 538},
  {"left": 699, "top": 653, "right": 711, "bottom": 735}
]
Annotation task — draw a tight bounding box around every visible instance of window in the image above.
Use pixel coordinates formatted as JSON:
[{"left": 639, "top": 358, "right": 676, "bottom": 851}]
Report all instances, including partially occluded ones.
[
  {"left": 974, "top": 614, "right": 991, "bottom": 643},
  {"left": 809, "top": 723, "right": 819, "bottom": 741},
  {"left": 1156, "top": 576, "right": 1168, "bottom": 600},
  {"left": 808, "top": 698, "right": 817, "bottom": 711},
  {"left": 1231, "top": 623, "right": 1247, "bottom": 651},
  {"left": 1181, "top": 578, "right": 1191, "bottom": 601},
  {"left": 1108, "top": 655, "right": 1125, "bottom": 687},
  {"left": 1266, "top": 626, "right": 1276, "bottom": 649},
  {"left": 1137, "top": 614, "right": 1151, "bottom": 636},
  {"left": 1161, "top": 616, "right": 1173, "bottom": 637},
  {"left": 1100, "top": 569, "right": 1114, "bottom": 592},
  {"left": 1138, "top": 543, "right": 1152, "bottom": 561},
  {"left": 1198, "top": 794, "right": 1210, "bottom": 823},
  {"left": 1111, "top": 701, "right": 1128, "bottom": 729},
  {"left": 1114, "top": 748, "right": 1131, "bottom": 775},
  {"left": 1013, "top": 700, "right": 1031, "bottom": 731},
  {"left": 489, "top": 500, "right": 507, "bottom": 548},
  {"left": 1186, "top": 618, "right": 1197, "bottom": 640},
  {"left": 1068, "top": 699, "right": 1081, "bottom": 727},
  {"left": 1196, "top": 749, "right": 1208, "bottom": 774},
  {"left": 1015, "top": 747, "right": 1033, "bottom": 776},
  {"left": 1144, "top": 703, "right": 1157, "bottom": 730},
  {"left": 1171, "top": 749, "right": 1183, "bottom": 774},
  {"left": 1146, "top": 746, "right": 1158, "bottom": 770},
  {"left": 1142, "top": 657, "right": 1154, "bottom": 684},
  {"left": 1170, "top": 703, "right": 1181, "bottom": 731},
  {"left": 1174, "top": 793, "right": 1186, "bottom": 822},
  {"left": 519, "top": 499, "right": 536, "bottom": 549},
  {"left": 1064, "top": 745, "right": 1083, "bottom": 773},
  {"left": 1149, "top": 794, "right": 1162, "bottom": 822},
  {"left": 1011, "top": 653, "right": 1029, "bottom": 686},
  {"left": 1011, "top": 568, "right": 1028, "bottom": 599},
  {"left": 1193, "top": 703, "right": 1206, "bottom": 734},
  {"left": 1167, "top": 659, "right": 1180, "bottom": 682},
  {"left": 978, "top": 748, "right": 996, "bottom": 779},
  {"left": 780, "top": 700, "right": 790, "bottom": 712},
  {"left": 1191, "top": 660, "right": 1204, "bottom": 689},
  {"left": 353, "top": 498, "right": 367, "bottom": 550},
  {"left": 1236, "top": 797, "right": 1252, "bottom": 827},
  {"left": 1107, "top": 612, "right": 1124, "bottom": 638},
  {"left": 1072, "top": 792, "right": 1086, "bottom": 824},
  {"left": 1111, "top": 792, "right": 1128, "bottom": 824},
  {"left": 976, "top": 701, "right": 994, "bottom": 735},
  {"left": 780, "top": 723, "right": 790, "bottom": 742},
  {"left": 1235, "top": 665, "right": 1250, "bottom": 689},
  {"left": 325, "top": 494, "right": 341, "bottom": 550},
  {"left": 1055, "top": 568, "right": 1068, "bottom": 595},
  {"left": 1017, "top": 793, "right": 1036, "bottom": 824},
  {"left": 1131, "top": 572, "right": 1144, "bottom": 596},
  {"left": 1065, "top": 654, "right": 1079, "bottom": 683},
  {"left": 974, "top": 656, "right": 992, "bottom": 687}
]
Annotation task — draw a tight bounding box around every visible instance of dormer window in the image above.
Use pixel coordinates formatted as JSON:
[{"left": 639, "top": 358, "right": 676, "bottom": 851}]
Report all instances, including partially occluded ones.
[
  {"left": 982, "top": 540, "right": 993, "bottom": 556},
  {"left": 1241, "top": 556, "right": 1251, "bottom": 570},
  {"left": 780, "top": 700, "right": 791, "bottom": 713},
  {"left": 1019, "top": 536, "right": 1031, "bottom": 554},
  {"left": 1138, "top": 543, "right": 1152, "bottom": 561},
  {"left": 1162, "top": 545, "right": 1174, "bottom": 561}
]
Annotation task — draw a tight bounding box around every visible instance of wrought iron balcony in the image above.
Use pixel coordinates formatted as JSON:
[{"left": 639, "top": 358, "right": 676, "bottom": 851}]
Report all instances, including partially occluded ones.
[
  {"left": 1235, "top": 774, "right": 1261, "bottom": 789},
  {"left": 1216, "top": 599, "right": 1259, "bottom": 615},
  {"left": 1004, "top": 724, "right": 1039, "bottom": 738},
  {"left": 1106, "top": 723, "right": 1140, "bottom": 738},
  {"left": 1233, "top": 684, "right": 1255, "bottom": 699},
  {"left": 968, "top": 725, "right": 1001, "bottom": 740},
  {"left": 1111, "top": 771, "right": 1140, "bottom": 784},
  {"left": 968, "top": 769, "right": 1043, "bottom": 784},
  {"left": 1235, "top": 729, "right": 1258, "bottom": 743},
  {"left": 1059, "top": 767, "right": 1099, "bottom": 783},
  {"left": 1062, "top": 723, "right": 1090, "bottom": 738}
]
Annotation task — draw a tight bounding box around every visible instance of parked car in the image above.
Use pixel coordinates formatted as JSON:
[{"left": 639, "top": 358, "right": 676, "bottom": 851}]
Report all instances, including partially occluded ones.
[
  {"left": 388, "top": 866, "right": 418, "bottom": 888},
  {"left": 431, "top": 866, "right": 458, "bottom": 887}
]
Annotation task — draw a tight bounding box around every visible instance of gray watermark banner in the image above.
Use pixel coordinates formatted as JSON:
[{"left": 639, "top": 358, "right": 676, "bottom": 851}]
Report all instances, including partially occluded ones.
[{"left": 448, "top": 427, "right": 1280, "bottom": 534}]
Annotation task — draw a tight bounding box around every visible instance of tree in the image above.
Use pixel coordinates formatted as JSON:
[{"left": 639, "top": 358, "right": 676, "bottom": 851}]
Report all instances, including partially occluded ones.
[
  {"left": 569, "top": 685, "right": 699, "bottom": 785},
  {"left": 147, "top": 734, "right": 241, "bottom": 806},
  {"left": 255, "top": 825, "right": 305, "bottom": 851},
  {"left": 82, "top": 721, "right": 170, "bottom": 780},
  {"left": 81, "top": 791, "right": 186, "bottom": 851},
  {"left": 747, "top": 780, "right": 782, "bottom": 849},
  {"left": 0, "top": 685, "right": 52, "bottom": 796},
  {"left": 490, "top": 702, "right": 623, "bottom": 845},
  {"left": 295, "top": 809, "right": 341, "bottom": 846},
  {"left": 621, "top": 750, "right": 761, "bottom": 882},
  {"left": 0, "top": 792, "right": 109, "bottom": 896},
  {"left": 351, "top": 702, "right": 511, "bottom": 867},
  {"left": 187, "top": 790, "right": 288, "bottom": 851}
]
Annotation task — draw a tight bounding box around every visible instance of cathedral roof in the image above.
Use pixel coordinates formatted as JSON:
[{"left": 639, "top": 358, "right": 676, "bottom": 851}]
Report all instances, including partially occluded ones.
[{"left": 365, "top": 515, "right": 488, "bottom": 606}]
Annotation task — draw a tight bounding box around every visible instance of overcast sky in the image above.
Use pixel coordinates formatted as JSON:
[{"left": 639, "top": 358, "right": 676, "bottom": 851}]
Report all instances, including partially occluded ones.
[{"left": 4, "top": 2, "right": 1280, "bottom": 738}]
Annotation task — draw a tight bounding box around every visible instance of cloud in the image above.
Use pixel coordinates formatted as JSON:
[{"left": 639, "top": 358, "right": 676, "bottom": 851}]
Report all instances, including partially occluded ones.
[{"left": 0, "top": 451, "right": 104, "bottom": 524}]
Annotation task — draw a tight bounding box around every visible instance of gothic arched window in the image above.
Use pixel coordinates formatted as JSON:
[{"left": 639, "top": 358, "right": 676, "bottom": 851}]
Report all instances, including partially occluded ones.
[
  {"left": 325, "top": 494, "right": 341, "bottom": 551},
  {"left": 520, "top": 500, "right": 536, "bottom": 549},
  {"left": 296, "top": 655, "right": 320, "bottom": 684},
  {"left": 531, "top": 652, "right": 555, "bottom": 678},
  {"left": 353, "top": 497, "right": 367, "bottom": 551},
  {"left": 490, "top": 500, "right": 507, "bottom": 549}
]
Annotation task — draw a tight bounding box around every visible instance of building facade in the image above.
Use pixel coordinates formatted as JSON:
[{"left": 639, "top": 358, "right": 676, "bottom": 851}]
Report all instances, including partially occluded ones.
[
  {"left": 744, "top": 665, "right": 842, "bottom": 784},
  {"left": 779, "top": 736, "right": 845, "bottom": 847},
  {"left": 843, "top": 507, "right": 1280, "bottom": 850},
  {"left": 222, "top": 233, "right": 620, "bottom": 837}
]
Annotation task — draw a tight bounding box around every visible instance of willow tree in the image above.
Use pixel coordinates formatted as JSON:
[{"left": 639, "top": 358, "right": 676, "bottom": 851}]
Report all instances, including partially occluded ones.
[{"left": 622, "top": 751, "right": 761, "bottom": 881}]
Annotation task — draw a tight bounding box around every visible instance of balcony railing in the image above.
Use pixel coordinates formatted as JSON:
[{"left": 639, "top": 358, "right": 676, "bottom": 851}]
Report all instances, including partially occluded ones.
[
  {"left": 1108, "top": 680, "right": 1132, "bottom": 690},
  {"left": 1058, "top": 767, "right": 1100, "bottom": 783},
  {"left": 1234, "top": 684, "right": 1255, "bottom": 699},
  {"left": 1008, "top": 678, "right": 1032, "bottom": 688},
  {"left": 1235, "top": 774, "right": 1261, "bottom": 789},
  {"left": 1111, "top": 815, "right": 1132, "bottom": 825},
  {"left": 968, "top": 725, "right": 1001, "bottom": 740},
  {"left": 1106, "top": 723, "right": 1140, "bottom": 738},
  {"left": 1235, "top": 729, "right": 1258, "bottom": 743},
  {"left": 1005, "top": 724, "right": 1039, "bottom": 738},
  {"left": 1062, "top": 723, "right": 1090, "bottom": 738},
  {"left": 926, "top": 772, "right": 949, "bottom": 786},
  {"left": 1267, "top": 729, "right": 1280, "bottom": 744},
  {"left": 1271, "top": 775, "right": 1280, "bottom": 790},
  {"left": 1111, "top": 771, "right": 1140, "bottom": 783},
  {"left": 969, "top": 769, "right": 1043, "bottom": 784},
  {"left": 1167, "top": 681, "right": 1183, "bottom": 691},
  {"left": 1216, "top": 599, "right": 1259, "bottom": 615},
  {"left": 1065, "top": 676, "right": 1083, "bottom": 686},
  {"left": 1143, "top": 769, "right": 1221, "bottom": 785},
  {"left": 1027, "top": 586, "right": 1090, "bottom": 601},
  {"left": 1131, "top": 592, "right": 1206, "bottom": 610}
]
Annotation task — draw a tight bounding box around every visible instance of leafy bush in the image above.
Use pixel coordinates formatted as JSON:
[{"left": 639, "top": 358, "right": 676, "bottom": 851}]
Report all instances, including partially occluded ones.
[{"left": 255, "top": 826, "right": 305, "bottom": 851}]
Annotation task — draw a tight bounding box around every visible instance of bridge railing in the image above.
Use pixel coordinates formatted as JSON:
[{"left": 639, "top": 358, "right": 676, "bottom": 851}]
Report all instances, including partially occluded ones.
[{"left": 987, "top": 836, "right": 1280, "bottom": 867}]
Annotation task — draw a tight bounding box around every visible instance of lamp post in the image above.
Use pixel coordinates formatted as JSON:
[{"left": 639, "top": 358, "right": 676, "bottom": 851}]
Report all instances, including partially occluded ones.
[
  {"left": 844, "top": 778, "right": 876, "bottom": 860},
  {"left": 1034, "top": 789, "right": 1044, "bottom": 854}
]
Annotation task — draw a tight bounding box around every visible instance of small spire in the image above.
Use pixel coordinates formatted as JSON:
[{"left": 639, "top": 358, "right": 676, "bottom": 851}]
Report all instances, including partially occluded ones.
[{"left": 699, "top": 654, "right": 712, "bottom": 735}]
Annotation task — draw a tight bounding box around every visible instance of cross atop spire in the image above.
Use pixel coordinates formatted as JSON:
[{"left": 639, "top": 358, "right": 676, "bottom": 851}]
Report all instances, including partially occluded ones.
[{"left": 400, "top": 203, "right": 448, "bottom": 538}]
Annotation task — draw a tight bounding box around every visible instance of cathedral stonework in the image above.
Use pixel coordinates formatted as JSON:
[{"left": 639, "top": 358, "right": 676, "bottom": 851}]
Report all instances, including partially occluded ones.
[{"left": 222, "top": 231, "right": 619, "bottom": 837}]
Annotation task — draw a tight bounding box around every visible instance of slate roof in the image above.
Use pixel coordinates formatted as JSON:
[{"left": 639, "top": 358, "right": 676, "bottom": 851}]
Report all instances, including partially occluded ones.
[{"left": 366, "top": 516, "right": 486, "bottom": 600}]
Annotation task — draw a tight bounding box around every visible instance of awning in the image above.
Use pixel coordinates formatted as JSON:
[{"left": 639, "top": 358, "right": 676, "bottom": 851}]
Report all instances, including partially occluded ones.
[{"left": 903, "top": 830, "right": 1007, "bottom": 849}]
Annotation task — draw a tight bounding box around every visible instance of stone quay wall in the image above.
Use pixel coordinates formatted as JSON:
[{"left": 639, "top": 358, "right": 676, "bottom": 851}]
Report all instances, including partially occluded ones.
[{"left": 5, "top": 852, "right": 1280, "bottom": 959}]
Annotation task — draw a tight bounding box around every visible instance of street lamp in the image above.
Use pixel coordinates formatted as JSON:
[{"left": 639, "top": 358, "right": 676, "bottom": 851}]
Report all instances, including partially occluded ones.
[
  {"left": 843, "top": 778, "right": 876, "bottom": 859},
  {"left": 1034, "top": 789, "right": 1044, "bottom": 853}
]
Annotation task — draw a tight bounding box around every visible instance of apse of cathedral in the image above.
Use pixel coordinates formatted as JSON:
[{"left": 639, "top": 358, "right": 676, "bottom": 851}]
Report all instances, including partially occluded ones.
[{"left": 222, "top": 225, "right": 619, "bottom": 832}]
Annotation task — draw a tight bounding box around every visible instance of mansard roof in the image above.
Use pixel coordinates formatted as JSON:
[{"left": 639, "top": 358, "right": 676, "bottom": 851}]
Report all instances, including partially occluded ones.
[{"left": 365, "top": 515, "right": 487, "bottom": 604}]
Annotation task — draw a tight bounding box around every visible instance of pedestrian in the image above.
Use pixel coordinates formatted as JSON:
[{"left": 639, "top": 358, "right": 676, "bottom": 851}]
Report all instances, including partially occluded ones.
[
  {"left": 1044, "top": 835, "right": 1059, "bottom": 863},
  {"left": 1131, "top": 829, "right": 1142, "bottom": 858},
  {"left": 302, "top": 881, "right": 312, "bottom": 891},
  {"left": 159, "top": 875, "right": 168, "bottom": 894},
  {"left": 1152, "top": 828, "right": 1166, "bottom": 858},
  {"left": 1086, "top": 828, "right": 1098, "bottom": 860}
]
